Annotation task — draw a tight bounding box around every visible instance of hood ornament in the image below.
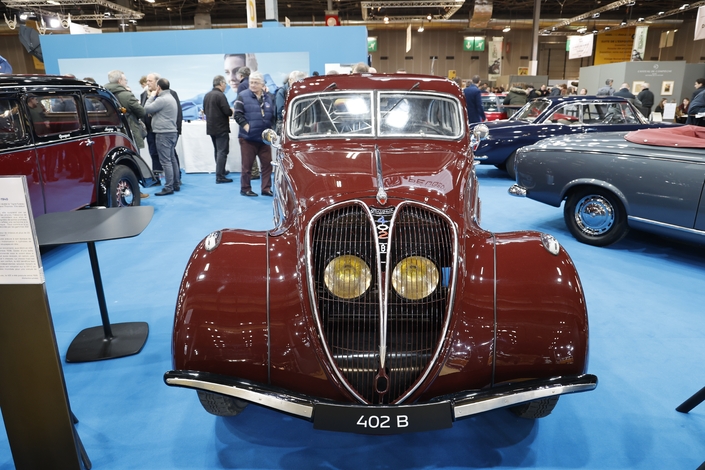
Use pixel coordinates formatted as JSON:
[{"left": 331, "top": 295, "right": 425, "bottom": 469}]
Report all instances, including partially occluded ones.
[{"left": 375, "top": 145, "right": 388, "bottom": 205}]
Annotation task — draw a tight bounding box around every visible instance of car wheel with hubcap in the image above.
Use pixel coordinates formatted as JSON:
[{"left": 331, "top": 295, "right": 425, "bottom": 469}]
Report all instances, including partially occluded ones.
[
  {"left": 109, "top": 165, "right": 140, "bottom": 207},
  {"left": 564, "top": 187, "right": 627, "bottom": 246},
  {"left": 505, "top": 151, "right": 518, "bottom": 180}
]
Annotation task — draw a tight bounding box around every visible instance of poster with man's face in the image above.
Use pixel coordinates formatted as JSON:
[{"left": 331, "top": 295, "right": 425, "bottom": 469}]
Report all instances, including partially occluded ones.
[{"left": 59, "top": 52, "right": 309, "bottom": 120}]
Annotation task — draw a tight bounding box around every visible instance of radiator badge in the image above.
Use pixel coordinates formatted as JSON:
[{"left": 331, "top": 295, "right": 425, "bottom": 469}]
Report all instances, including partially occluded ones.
[{"left": 370, "top": 206, "right": 395, "bottom": 270}]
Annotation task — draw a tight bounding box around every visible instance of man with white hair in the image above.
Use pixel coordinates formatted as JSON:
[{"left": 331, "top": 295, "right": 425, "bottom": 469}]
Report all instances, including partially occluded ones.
[{"left": 234, "top": 71, "right": 276, "bottom": 197}]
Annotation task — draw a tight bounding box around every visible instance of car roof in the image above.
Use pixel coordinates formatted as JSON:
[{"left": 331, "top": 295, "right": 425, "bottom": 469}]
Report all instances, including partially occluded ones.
[
  {"left": 532, "top": 95, "right": 631, "bottom": 104},
  {"left": 0, "top": 74, "right": 97, "bottom": 90},
  {"left": 288, "top": 73, "right": 464, "bottom": 101}
]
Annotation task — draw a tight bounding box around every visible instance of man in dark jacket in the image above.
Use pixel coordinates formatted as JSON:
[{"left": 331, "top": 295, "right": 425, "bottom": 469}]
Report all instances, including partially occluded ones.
[
  {"left": 636, "top": 83, "right": 655, "bottom": 117},
  {"left": 687, "top": 78, "right": 705, "bottom": 125},
  {"left": 105, "top": 70, "right": 146, "bottom": 150},
  {"left": 234, "top": 72, "right": 276, "bottom": 197},
  {"left": 463, "top": 75, "right": 485, "bottom": 123},
  {"left": 203, "top": 75, "right": 234, "bottom": 184},
  {"left": 613, "top": 83, "right": 635, "bottom": 99}
]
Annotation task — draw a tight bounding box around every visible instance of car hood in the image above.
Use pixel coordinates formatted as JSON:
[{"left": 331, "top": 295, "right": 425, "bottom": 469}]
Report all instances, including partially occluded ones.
[
  {"left": 284, "top": 141, "right": 470, "bottom": 205},
  {"left": 472, "top": 119, "right": 530, "bottom": 132}
]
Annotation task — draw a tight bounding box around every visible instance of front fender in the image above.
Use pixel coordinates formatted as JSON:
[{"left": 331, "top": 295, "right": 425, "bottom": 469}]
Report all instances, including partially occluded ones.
[
  {"left": 493, "top": 231, "right": 589, "bottom": 383},
  {"left": 172, "top": 229, "right": 270, "bottom": 384}
]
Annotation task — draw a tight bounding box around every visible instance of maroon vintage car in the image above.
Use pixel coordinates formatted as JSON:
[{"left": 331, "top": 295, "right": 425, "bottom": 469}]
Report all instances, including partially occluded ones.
[
  {"left": 0, "top": 75, "right": 153, "bottom": 216},
  {"left": 164, "top": 74, "right": 596, "bottom": 434}
]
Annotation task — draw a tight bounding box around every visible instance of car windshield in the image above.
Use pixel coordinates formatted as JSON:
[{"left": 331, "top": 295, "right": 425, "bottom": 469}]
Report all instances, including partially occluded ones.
[
  {"left": 511, "top": 99, "right": 551, "bottom": 122},
  {"left": 481, "top": 95, "right": 502, "bottom": 112},
  {"left": 288, "top": 91, "right": 463, "bottom": 139}
]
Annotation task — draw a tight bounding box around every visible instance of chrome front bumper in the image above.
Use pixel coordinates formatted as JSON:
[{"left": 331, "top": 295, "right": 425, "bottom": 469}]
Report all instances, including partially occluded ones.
[
  {"left": 508, "top": 184, "right": 527, "bottom": 197},
  {"left": 165, "top": 370, "right": 597, "bottom": 430}
]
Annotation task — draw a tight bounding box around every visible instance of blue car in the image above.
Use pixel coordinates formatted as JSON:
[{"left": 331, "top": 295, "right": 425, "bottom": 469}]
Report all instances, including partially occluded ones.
[{"left": 470, "top": 95, "right": 679, "bottom": 178}]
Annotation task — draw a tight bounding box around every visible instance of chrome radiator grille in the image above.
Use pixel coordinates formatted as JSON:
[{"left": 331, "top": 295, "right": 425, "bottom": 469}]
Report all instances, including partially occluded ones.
[{"left": 309, "top": 202, "right": 455, "bottom": 404}]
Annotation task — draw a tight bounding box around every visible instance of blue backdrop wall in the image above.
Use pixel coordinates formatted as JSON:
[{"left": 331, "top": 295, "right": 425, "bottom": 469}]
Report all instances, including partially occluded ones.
[{"left": 40, "top": 25, "right": 368, "bottom": 77}]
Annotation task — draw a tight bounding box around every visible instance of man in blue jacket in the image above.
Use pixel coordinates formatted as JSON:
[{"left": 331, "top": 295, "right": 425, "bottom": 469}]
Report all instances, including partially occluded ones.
[
  {"left": 463, "top": 75, "right": 485, "bottom": 124},
  {"left": 234, "top": 72, "right": 276, "bottom": 197}
]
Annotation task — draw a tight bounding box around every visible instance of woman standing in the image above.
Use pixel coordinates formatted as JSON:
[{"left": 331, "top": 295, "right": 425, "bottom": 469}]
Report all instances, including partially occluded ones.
[{"left": 654, "top": 98, "right": 668, "bottom": 114}]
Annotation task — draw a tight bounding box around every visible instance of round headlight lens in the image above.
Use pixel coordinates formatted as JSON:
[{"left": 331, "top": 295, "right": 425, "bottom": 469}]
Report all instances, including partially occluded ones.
[
  {"left": 391, "top": 256, "right": 439, "bottom": 300},
  {"left": 323, "top": 255, "right": 372, "bottom": 299}
]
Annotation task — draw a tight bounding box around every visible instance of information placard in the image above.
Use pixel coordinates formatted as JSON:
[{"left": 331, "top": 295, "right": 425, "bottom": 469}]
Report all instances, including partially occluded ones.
[{"left": 0, "top": 176, "right": 44, "bottom": 284}]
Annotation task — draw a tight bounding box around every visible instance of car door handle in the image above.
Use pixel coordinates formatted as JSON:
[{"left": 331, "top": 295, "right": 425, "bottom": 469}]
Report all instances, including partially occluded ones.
[{"left": 81, "top": 139, "right": 94, "bottom": 146}]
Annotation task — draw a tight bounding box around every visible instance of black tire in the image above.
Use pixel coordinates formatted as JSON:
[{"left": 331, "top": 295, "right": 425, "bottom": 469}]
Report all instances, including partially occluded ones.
[
  {"left": 509, "top": 396, "right": 559, "bottom": 419},
  {"left": 563, "top": 186, "right": 628, "bottom": 246},
  {"left": 505, "top": 152, "right": 518, "bottom": 180},
  {"left": 197, "top": 390, "right": 248, "bottom": 417},
  {"left": 109, "top": 165, "right": 140, "bottom": 207}
]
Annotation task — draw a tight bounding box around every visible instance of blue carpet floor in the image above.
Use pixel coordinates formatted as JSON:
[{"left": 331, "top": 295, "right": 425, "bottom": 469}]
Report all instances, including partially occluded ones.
[{"left": 1, "top": 166, "right": 704, "bottom": 469}]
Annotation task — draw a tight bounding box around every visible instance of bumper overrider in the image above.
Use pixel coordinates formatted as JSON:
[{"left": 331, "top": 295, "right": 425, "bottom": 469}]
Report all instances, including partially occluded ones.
[
  {"left": 164, "top": 370, "right": 597, "bottom": 434},
  {"left": 508, "top": 184, "right": 527, "bottom": 197}
]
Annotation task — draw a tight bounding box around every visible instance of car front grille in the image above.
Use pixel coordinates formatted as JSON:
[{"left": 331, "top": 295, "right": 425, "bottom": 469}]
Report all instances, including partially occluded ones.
[{"left": 308, "top": 201, "right": 455, "bottom": 404}]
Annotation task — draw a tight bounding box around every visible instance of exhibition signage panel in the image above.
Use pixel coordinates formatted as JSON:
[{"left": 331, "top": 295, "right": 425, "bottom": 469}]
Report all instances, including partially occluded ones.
[
  {"left": 0, "top": 176, "right": 84, "bottom": 470},
  {"left": 463, "top": 37, "right": 485, "bottom": 52},
  {"left": 368, "top": 37, "right": 378, "bottom": 52}
]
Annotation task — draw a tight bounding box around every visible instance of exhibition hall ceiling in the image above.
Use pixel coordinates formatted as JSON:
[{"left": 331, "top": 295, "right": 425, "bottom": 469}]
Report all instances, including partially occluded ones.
[{"left": 0, "top": 0, "right": 700, "bottom": 33}]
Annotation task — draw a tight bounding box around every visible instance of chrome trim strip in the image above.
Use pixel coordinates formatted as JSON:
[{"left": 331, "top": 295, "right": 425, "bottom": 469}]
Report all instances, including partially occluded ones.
[
  {"left": 375, "top": 145, "right": 388, "bottom": 206},
  {"left": 491, "top": 232, "right": 497, "bottom": 386},
  {"left": 508, "top": 184, "right": 527, "bottom": 197},
  {"left": 266, "top": 232, "right": 271, "bottom": 385},
  {"left": 474, "top": 155, "right": 489, "bottom": 160},
  {"left": 391, "top": 201, "right": 459, "bottom": 403},
  {"left": 453, "top": 380, "right": 597, "bottom": 419},
  {"left": 628, "top": 215, "right": 705, "bottom": 237},
  {"left": 305, "top": 200, "right": 380, "bottom": 403},
  {"left": 165, "top": 377, "right": 314, "bottom": 419}
]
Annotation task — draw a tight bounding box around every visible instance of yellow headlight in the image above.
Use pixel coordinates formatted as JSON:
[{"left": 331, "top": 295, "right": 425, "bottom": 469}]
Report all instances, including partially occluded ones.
[
  {"left": 323, "top": 255, "right": 372, "bottom": 299},
  {"left": 391, "top": 256, "right": 439, "bottom": 300}
]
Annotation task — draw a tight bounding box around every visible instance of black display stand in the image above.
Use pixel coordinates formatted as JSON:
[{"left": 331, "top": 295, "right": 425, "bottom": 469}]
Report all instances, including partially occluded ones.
[
  {"left": 676, "top": 386, "right": 705, "bottom": 413},
  {"left": 34, "top": 206, "right": 154, "bottom": 362}
]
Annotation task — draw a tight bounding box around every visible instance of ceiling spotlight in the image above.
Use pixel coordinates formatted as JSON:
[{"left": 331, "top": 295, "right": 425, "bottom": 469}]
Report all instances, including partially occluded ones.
[
  {"left": 19, "top": 12, "right": 28, "bottom": 20},
  {"left": 502, "top": 26, "right": 511, "bottom": 32},
  {"left": 604, "top": 26, "right": 610, "bottom": 30},
  {"left": 145, "top": 0, "right": 155, "bottom": 3},
  {"left": 418, "top": 24, "right": 424, "bottom": 32},
  {"left": 592, "top": 13, "right": 600, "bottom": 18},
  {"left": 49, "top": 17, "right": 60, "bottom": 27},
  {"left": 592, "top": 29, "right": 598, "bottom": 34},
  {"left": 637, "top": 17, "right": 645, "bottom": 22},
  {"left": 620, "top": 19, "right": 627, "bottom": 26},
  {"left": 577, "top": 27, "right": 587, "bottom": 34},
  {"left": 680, "top": 4, "right": 690, "bottom": 10},
  {"left": 47, "top": 0, "right": 60, "bottom": 4},
  {"left": 427, "top": 13, "right": 432, "bottom": 20},
  {"left": 383, "top": 16, "right": 389, "bottom": 23},
  {"left": 658, "top": 11, "right": 665, "bottom": 15}
]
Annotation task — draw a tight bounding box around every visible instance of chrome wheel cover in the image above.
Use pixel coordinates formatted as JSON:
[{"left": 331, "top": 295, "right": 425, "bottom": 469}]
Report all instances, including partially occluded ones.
[
  {"left": 574, "top": 194, "right": 614, "bottom": 236},
  {"left": 116, "top": 179, "right": 135, "bottom": 206}
]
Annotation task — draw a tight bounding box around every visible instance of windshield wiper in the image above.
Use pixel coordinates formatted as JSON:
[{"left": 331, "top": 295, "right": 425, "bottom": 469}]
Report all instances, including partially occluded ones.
[
  {"left": 292, "top": 82, "right": 338, "bottom": 122},
  {"left": 381, "top": 82, "right": 420, "bottom": 119}
]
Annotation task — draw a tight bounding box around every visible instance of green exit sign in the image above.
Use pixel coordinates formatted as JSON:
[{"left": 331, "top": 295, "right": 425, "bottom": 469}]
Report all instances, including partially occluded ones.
[{"left": 367, "top": 37, "right": 378, "bottom": 52}]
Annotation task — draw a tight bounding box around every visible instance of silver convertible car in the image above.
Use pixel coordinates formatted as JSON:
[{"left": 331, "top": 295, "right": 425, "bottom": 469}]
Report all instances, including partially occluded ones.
[{"left": 508, "top": 125, "right": 705, "bottom": 247}]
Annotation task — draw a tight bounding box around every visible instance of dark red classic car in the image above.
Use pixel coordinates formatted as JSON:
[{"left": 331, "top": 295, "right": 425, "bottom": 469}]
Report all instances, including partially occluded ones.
[
  {"left": 164, "top": 74, "right": 596, "bottom": 434},
  {"left": 0, "top": 75, "right": 153, "bottom": 216}
]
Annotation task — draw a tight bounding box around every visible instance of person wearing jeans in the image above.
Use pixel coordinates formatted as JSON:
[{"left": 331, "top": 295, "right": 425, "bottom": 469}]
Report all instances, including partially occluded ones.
[{"left": 144, "top": 78, "right": 180, "bottom": 195}]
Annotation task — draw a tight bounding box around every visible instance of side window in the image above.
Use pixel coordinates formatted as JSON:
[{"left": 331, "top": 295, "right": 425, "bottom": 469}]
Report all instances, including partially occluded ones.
[
  {"left": 620, "top": 102, "right": 639, "bottom": 123},
  {"left": 0, "top": 99, "right": 26, "bottom": 147},
  {"left": 547, "top": 104, "right": 579, "bottom": 124},
  {"left": 84, "top": 96, "right": 120, "bottom": 128},
  {"left": 27, "top": 95, "right": 81, "bottom": 137}
]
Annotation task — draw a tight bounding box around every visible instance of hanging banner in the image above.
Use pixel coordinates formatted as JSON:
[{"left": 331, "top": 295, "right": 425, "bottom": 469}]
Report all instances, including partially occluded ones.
[
  {"left": 246, "top": 0, "right": 257, "bottom": 28},
  {"left": 488, "top": 37, "right": 502, "bottom": 81},
  {"left": 568, "top": 35, "right": 594, "bottom": 59},
  {"left": 406, "top": 24, "right": 411, "bottom": 52},
  {"left": 594, "top": 28, "right": 634, "bottom": 65},
  {"left": 695, "top": 6, "right": 705, "bottom": 41},
  {"left": 632, "top": 26, "right": 648, "bottom": 61}
]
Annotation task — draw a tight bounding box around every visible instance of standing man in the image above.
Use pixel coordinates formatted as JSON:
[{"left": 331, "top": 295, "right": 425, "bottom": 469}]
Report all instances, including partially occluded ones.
[
  {"left": 613, "top": 83, "right": 635, "bottom": 99},
  {"left": 236, "top": 66, "right": 259, "bottom": 179},
  {"left": 463, "top": 75, "right": 485, "bottom": 124},
  {"left": 596, "top": 79, "right": 615, "bottom": 96},
  {"left": 687, "top": 78, "right": 705, "bottom": 125},
  {"left": 142, "top": 73, "right": 163, "bottom": 185},
  {"left": 144, "top": 78, "right": 180, "bottom": 196},
  {"left": 636, "top": 82, "right": 655, "bottom": 117},
  {"left": 203, "top": 75, "right": 233, "bottom": 184},
  {"left": 105, "top": 70, "right": 146, "bottom": 150},
  {"left": 234, "top": 72, "right": 275, "bottom": 198}
]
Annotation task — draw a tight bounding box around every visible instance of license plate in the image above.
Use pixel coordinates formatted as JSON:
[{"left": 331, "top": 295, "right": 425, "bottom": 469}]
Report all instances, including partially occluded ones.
[{"left": 313, "top": 401, "right": 453, "bottom": 434}]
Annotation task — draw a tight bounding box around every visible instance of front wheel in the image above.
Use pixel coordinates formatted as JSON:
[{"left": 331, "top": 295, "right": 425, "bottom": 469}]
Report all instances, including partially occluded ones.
[
  {"left": 505, "top": 151, "right": 518, "bottom": 180},
  {"left": 509, "top": 397, "right": 559, "bottom": 419},
  {"left": 109, "top": 165, "right": 140, "bottom": 207},
  {"left": 564, "top": 187, "right": 627, "bottom": 246},
  {"left": 197, "top": 390, "right": 248, "bottom": 417}
]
